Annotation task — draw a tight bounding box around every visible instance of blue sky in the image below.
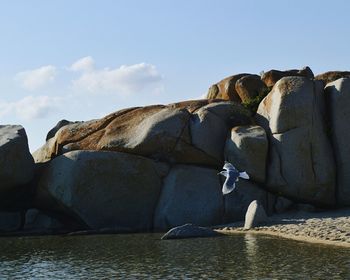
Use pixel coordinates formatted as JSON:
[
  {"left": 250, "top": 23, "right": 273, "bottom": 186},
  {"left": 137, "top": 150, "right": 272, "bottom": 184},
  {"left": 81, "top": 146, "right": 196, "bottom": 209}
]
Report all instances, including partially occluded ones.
[{"left": 1, "top": 0, "right": 350, "bottom": 151}]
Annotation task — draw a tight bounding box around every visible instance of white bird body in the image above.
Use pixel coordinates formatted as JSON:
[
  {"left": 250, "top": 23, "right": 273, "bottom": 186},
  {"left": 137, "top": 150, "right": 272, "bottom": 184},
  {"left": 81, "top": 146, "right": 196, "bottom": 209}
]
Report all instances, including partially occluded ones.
[{"left": 218, "top": 162, "right": 250, "bottom": 195}]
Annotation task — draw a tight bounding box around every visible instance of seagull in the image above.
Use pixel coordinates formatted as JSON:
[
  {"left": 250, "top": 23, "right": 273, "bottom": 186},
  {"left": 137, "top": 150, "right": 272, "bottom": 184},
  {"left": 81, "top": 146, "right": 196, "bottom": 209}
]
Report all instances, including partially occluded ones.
[{"left": 218, "top": 161, "right": 250, "bottom": 195}]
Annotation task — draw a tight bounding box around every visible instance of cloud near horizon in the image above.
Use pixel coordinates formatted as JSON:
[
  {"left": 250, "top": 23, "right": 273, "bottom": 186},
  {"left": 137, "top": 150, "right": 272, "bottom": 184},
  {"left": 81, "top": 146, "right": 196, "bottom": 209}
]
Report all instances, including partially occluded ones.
[
  {"left": 70, "top": 57, "right": 163, "bottom": 94},
  {"left": 15, "top": 65, "right": 57, "bottom": 91},
  {"left": 0, "top": 95, "right": 60, "bottom": 121},
  {"left": 5, "top": 57, "right": 163, "bottom": 121}
]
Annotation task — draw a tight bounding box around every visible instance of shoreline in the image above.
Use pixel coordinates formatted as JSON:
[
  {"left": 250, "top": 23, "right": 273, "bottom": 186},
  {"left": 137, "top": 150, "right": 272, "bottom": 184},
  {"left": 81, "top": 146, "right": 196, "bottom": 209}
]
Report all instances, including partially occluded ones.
[
  {"left": 214, "top": 208, "right": 350, "bottom": 248},
  {"left": 216, "top": 228, "right": 350, "bottom": 248}
]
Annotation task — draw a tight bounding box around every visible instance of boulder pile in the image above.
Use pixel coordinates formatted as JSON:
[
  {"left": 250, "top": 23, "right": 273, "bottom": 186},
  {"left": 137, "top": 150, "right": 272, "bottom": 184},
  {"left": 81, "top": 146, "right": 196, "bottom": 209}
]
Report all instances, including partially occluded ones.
[{"left": 1, "top": 67, "right": 350, "bottom": 235}]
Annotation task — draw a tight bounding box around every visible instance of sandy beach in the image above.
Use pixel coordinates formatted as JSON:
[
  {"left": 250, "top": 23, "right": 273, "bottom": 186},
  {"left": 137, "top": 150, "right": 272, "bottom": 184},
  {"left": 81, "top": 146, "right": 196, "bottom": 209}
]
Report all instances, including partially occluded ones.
[{"left": 215, "top": 208, "right": 350, "bottom": 248}]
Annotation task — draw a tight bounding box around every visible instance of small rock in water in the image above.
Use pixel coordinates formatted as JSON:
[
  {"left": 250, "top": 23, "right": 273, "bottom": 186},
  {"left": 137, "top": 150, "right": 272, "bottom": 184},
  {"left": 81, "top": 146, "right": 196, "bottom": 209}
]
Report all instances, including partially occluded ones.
[
  {"left": 161, "top": 223, "right": 223, "bottom": 240},
  {"left": 244, "top": 200, "right": 268, "bottom": 230}
]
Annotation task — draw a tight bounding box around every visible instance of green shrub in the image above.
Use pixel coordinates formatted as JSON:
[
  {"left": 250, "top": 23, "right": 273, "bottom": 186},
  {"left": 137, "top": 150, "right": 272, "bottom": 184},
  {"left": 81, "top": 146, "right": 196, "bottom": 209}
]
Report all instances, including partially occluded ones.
[{"left": 242, "top": 87, "right": 272, "bottom": 114}]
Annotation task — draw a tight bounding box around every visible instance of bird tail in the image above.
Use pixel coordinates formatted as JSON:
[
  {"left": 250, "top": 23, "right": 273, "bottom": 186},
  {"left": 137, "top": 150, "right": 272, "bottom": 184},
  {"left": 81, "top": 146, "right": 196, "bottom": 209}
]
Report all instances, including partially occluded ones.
[{"left": 239, "top": 171, "right": 250, "bottom": 180}]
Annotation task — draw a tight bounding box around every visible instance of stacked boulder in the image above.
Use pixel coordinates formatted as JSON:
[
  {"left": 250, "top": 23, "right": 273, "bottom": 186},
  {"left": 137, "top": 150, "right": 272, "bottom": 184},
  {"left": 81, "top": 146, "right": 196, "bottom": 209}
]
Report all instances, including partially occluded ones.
[{"left": 256, "top": 77, "right": 336, "bottom": 206}]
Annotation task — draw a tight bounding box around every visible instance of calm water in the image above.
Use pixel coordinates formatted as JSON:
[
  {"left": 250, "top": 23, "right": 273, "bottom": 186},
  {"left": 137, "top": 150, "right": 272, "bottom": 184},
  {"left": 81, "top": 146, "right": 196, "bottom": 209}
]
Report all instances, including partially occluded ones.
[{"left": 0, "top": 233, "right": 349, "bottom": 279}]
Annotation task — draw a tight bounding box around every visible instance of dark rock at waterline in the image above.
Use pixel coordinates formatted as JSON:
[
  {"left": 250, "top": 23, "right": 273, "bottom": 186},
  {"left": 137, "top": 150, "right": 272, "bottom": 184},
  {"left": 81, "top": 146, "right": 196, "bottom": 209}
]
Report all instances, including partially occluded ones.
[
  {"left": 24, "top": 209, "right": 64, "bottom": 232},
  {"left": 161, "top": 223, "right": 223, "bottom": 240},
  {"left": 0, "top": 211, "right": 24, "bottom": 232}
]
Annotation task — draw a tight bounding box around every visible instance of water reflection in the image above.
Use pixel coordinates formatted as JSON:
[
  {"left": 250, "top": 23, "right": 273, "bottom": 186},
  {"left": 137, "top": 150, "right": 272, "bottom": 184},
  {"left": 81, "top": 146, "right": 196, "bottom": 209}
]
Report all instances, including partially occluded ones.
[{"left": 0, "top": 233, "right": 349, "bottom": 279}]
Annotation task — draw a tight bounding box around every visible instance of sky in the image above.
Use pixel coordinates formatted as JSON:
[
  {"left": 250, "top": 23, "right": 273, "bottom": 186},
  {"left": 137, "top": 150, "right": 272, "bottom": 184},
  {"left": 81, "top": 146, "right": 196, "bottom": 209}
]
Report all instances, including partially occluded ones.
[{"left": 1, "top": 0, "right": 350, "bottom": 151}]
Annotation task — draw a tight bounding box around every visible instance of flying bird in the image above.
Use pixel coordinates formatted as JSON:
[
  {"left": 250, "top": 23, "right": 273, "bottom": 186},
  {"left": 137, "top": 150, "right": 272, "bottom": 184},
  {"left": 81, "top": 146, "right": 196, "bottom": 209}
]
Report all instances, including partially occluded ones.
[{"left": 218, "top": 162, "right": 250, "bottom": 195}]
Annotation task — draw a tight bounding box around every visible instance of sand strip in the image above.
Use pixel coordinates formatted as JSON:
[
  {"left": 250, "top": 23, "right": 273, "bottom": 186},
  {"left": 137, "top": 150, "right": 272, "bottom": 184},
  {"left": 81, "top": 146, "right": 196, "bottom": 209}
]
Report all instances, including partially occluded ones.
[{"left": 214, "top": 208, "right": 350, "bottom": 248}]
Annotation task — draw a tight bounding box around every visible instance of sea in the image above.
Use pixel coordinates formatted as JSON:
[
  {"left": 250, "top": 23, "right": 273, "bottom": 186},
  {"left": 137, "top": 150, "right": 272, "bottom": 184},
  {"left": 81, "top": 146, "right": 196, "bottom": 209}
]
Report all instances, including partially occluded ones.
[{"left": 0, "top": 233, "right": 349, "bottom": 279}]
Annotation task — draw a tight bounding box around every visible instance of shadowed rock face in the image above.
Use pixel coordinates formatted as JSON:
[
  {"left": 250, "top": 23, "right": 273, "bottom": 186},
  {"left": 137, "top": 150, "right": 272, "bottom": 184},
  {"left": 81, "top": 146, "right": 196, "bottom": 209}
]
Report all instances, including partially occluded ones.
[
  {"left": 34, "top": 100, "right": 252, "bottom": 167},
  {"left": 153, "top": 165, "right": 224, "bottom": 230},
  {"left": 37, "top": 150, "right": 166, "bottom": 231},
  {"left": 256, "top": 76, "right": 336, "bottom": 206},
  {"left": 261, "top": 66, "right": 314, "bottom": 88},
  {"left": 225, "top": 125, "right": 268, "bottom": 183},
  {"left": 0, "top": 125, "right": 34, "bottom": 193},
  {"left": 325, "top": 78, "right": 350, "bottom": 206}
]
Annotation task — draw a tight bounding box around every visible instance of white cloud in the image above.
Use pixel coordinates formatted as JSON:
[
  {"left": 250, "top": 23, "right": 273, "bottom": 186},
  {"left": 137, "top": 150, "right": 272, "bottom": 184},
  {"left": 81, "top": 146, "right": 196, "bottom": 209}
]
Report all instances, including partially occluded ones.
[
  {"left": 69, "top": 56, "right": 94, "bottom": 72},
  {"left": 70, "top": 58, "right": 162, "bottom": 94},
  {"left": 15, "top": 65, "right": 57, "bottom": 91},
  {"left": 0, "top": 95, "right": 60, "bottom": 121}
]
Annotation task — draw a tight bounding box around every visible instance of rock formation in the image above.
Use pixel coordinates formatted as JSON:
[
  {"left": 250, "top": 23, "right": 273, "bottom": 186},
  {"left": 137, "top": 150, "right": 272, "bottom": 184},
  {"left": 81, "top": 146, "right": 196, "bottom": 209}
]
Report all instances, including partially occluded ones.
[{"left": 2, "top": 67, "right": 350, "bottom": 236}]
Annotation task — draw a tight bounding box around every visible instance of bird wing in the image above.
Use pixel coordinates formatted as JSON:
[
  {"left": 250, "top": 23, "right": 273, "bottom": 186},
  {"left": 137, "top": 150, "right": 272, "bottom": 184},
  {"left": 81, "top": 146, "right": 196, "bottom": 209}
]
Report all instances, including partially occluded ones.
[
  {"left": 239, "top": 171, "right": 250, "bottom": 180},
  {"left": 222, "top": 181, "right": 237, "bottom": 195},
  {"left": 223, "top": 162, "right": 238, "bottom": 172},
  {"left": 222, "top": 171, "right": 238, "bottom": 195}
]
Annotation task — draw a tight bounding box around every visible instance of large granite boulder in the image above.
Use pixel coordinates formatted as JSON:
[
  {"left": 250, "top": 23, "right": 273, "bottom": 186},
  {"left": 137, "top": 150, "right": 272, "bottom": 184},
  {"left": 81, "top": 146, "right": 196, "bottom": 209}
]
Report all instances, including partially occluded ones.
[
  {"left": 315, "top": 71, "right": 350, "bottom": 85},
  {"left": 207, "top": 84, "right": 219, "bottom": 99},
  {"left": 37, "top": 150, "right": 166, "bottom": 231},
  {"left": 34, "top": 100, "right": 252, "bottom": 167},
  {"left": 235, "top": 74, "right": 268, "bottom": 104},
  {"left": 261, "top": 66, "right": 314, "bottom": 88},
  {"left": 325, "top": 78, "right": 350, "bottom": 206},
  {"left": 224, "top": 125, "right": 268, "bottom": 183},
  {"left": 0, "top": 125, "right": 34, "bottom": 193},
  {"left": 154, "top": 165, "right": 223, "bottom": 230},
  {"left": 256, "top": 77, "right": 336, "bottom": 206},
  {"left": 206, "top": 73, "right": 250, "bottom": 102}
]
